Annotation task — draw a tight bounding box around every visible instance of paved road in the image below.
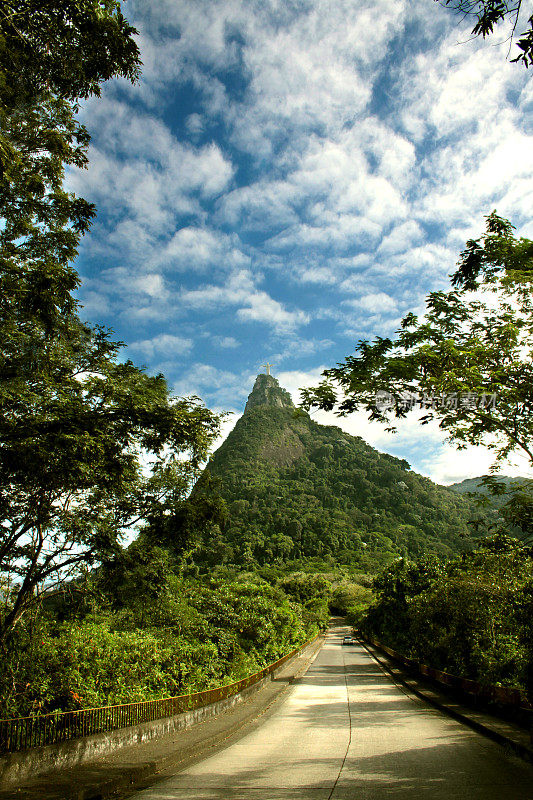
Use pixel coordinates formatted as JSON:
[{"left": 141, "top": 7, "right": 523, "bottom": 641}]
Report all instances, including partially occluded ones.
[{"left": 133, "top": 628, "right": 533, "bottom": 799}]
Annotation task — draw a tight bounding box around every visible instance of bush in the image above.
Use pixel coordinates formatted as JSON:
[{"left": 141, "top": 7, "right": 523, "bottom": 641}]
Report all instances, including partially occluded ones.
[{"left": 361, "top": 538, "right": 533, "bottom": 696}]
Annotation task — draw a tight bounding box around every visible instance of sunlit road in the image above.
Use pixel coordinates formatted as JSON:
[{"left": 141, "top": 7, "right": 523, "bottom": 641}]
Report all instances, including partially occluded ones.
[{"left": 133, "top": 628, "right": 533, "bottom": 799}]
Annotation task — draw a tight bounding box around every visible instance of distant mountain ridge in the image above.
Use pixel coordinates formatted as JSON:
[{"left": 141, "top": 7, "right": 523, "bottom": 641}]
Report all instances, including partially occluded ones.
[
  {"left": 197, "top": 373, "right": 479, "bottom": 570},
  {"left": 449, "top": 475, "right": 531, "bottom": 509},
  {"left": 449, "top": 476, "right": 530, "bottom": 494}
]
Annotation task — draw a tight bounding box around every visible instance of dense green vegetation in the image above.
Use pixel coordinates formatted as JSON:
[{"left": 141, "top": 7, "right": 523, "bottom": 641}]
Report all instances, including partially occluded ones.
[
  {"left": 356, "top": 536, "right": 533, "bottom": 697},
  {"left": 198, "top": 374, "right": 480, "bottom": 571},
  {"left": 0, "top": 542, "right": 331, "bottom": 718}
]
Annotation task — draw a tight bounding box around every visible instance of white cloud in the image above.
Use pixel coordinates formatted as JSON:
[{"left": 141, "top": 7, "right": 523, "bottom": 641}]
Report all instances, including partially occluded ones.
[
  {"left": 72, "top": 100, "right": 234, "bottom": 209},
  {"left": 129, "top": 334, "right": 193, "bottom": 359},
  {"left": 266, "top": 216, "right": 382, "bottom": 253},
  {"left": 132, "top": 273, "right": 168, "bottom": 298},
  {"left": 378, "top": 220, "right": 424, "bottom": 256},
  {"left": 396, "top": 27, "right": 532, "bottom": 232},
  {"left": 180, "top": 269, "right": 308, "bottom": 332},
  {"left": 343, "top": 292, "right": 398, "bottom": 314},
  {"left": 212, "top": 336, "right": 240, "bottom": 349},
  {"left": 185, "top": 113, "right": 205, "bottom": 136},
  {"left": 78, "top": 290, "right": 111, "bottom": 319},
  {"left": 271, "top": 337, "right": 335, "bottom": 363},
  {"left": 173, "top": 363, "right": 257, "bottom": 410},
  {"left": 68, "top": 99, "right": 235, "bottom": 271},
  {"left": 180, "top": 269, "right": 255, "bottom": 309},
  {"left": 155, "top": 227, "right": 249, "bottom": 272},
  {"left": 79, "top": 267, "right": 175, "bottom": 324},
  {"left": 296, "top": 266, "right": 337, "bottom": 285},
  {"left": 217, "top": 181, "right": 299, "bottom": 232},
  {"left": 236, "top": 293, "right": 308, "bottom": 330},
  {"left": 215, "top": 119, "right": 417, "bottom": 265},
  {"left": 216, "top": 1, "right": 408, "bottom": 157},
  {"left": 419, "top": 444, "right": 532, "bottom": 486}
]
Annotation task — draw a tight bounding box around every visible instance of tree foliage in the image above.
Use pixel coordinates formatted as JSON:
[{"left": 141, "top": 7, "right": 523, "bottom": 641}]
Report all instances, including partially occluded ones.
[
  {"left": 0, "top": 3, "right": 224, "bottom": 643},
  {"left": 362, "top": 537, "right": 533, "bottom": 695},
  {"left": 438, "top": 1, "right": 533, "bottom": 67},
  {"left": 0, "top": 1, "right": 141, "bottom": 312},
  {"left": 301, "top": 213, "right": 533, "bottom": 481},
  {"left": 0, "top": 312, "right": 221, "bottom": 641}
]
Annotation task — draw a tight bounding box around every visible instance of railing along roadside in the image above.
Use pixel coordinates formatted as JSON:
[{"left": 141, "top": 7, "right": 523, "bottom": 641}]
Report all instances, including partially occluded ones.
[
  {"left": 358, "top": 632, "right": 533, "bottom": 732},
  {"left": 0, "top": 634, "right": 320, "bottom": 755}
]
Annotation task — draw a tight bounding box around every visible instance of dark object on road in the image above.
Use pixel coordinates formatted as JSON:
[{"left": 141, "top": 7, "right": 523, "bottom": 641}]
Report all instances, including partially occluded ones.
[{"left": 342, "top": 635, "right": 355, "bottom": 645}]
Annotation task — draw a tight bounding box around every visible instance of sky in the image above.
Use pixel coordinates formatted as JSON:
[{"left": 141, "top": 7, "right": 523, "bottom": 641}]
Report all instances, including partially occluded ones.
[{"left": 68, "top": 0, "right": 533, "bottom": 485}]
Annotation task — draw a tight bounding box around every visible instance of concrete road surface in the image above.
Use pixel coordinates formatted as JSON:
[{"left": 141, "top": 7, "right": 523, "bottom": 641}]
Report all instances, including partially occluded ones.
[{"left": 132, "top": 628, "right": 533, "bottom": 799}]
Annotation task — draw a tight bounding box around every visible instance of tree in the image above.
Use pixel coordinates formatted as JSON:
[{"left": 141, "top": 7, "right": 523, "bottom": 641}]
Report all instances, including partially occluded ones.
[
  {"left": 437, "top": 1, "right": 533, "bottom": 67},
  {"left": 0, "top": 4, "right": 223, "bottom": 642},
  {"left": 0, "top": 1, "right": 140, "bottom": 102},
  {"left": 0, "top": 2, "right": 140, "bottom": 342},
  {"left": 301, "top": 212, "right": 533, "bottom": 479},
  {"left": 0, "top": 313, "right": 221, "bottom": 642},
  {"left": 362, "top": 539, "right": 533, "bottom": 691}
]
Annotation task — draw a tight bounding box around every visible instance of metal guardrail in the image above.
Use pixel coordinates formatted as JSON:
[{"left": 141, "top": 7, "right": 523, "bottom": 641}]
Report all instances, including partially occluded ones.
[
  {"left": 362, "top": 633, "right": 533, "bottom": 712},
  {"left": 0, "top": 635, "right": 319, "bottom": 754}
]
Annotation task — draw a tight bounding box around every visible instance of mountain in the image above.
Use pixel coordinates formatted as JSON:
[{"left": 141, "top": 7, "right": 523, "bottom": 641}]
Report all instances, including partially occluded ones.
[
  {"left": 449, "top": 476, "right": 531, "bottom": 505},
  {"left": 448, "top": 477, "right": 532, "bottom": 540},
  {"left": 196, "top": 373, "right": 478, "bottom": 570}
]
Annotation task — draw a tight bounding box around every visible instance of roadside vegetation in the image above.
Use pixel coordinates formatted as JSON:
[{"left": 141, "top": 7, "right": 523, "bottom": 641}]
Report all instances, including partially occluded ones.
[
  {"left": 2, "top": 547, "right": 364, "bottom": 717},
  {"left": 0, "top": 561, "right": 329, "bottom": 718},
  {"left": 356, "top": 535, "right": 533, "bottom": 698}
]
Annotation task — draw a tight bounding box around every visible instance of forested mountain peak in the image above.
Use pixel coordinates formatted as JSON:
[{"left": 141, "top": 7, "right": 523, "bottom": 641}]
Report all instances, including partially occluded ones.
[
  {"left": 195, "top": 374, "right": 481, "bottom": 571},
  {"left": 244, "top": 373, "right": 295, "bottom": 413}
]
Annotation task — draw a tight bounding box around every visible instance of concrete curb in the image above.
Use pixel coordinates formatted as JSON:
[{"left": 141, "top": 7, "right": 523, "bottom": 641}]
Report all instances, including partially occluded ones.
[
  {"left": 1, "top": 634, "right": 325, "bottom": 800},
  {"left": 360, "top": 638, "right": 533, "bottom": 764}
]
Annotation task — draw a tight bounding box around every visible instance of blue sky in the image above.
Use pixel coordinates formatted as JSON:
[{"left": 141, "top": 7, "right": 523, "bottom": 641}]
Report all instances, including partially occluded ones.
[{"left": 68, "top": 0, "right": 533, "bottom": 484}]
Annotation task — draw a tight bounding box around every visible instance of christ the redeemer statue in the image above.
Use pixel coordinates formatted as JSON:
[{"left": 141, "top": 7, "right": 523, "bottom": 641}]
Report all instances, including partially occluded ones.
[{"left": 262, "top": 362, "right": 275, "bottom": 375}]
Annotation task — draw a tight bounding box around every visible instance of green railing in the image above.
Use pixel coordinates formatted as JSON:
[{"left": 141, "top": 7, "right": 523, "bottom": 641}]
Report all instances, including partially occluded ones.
[{"left": 0, "top": 635, "right": 320, "bottom": 754}]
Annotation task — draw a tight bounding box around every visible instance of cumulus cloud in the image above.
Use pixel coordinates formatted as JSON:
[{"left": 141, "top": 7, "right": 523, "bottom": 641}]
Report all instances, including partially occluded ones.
[
  {"left": 378, "top": 220, "right": 424, "bottom": 256},
  {"left": 172, "top": 363, "right": 256, "bottom": 410},
  {"left": 212, "top": 336, "right": 240, "bottom": 349},
  {"left": 154, "top": 227, "right": 250, "bottom": 272},
  {"left": 180, "top": 269, "right": 308, "bottom": 332},
  {"left": 68, "top": 99, "right": 235, "bottom": 272},
  {"left": 78, "top": 267, "right": 175, "bottom": 324},
  {"left": 236, "top": 293, "right": 308, "bottom": 330},
  {"left": 129, "top": 334, "right": 193, "bottom": 359},
  {"left": 343, "top": 292, "right": 398, "bottom": 314}
]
